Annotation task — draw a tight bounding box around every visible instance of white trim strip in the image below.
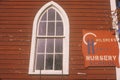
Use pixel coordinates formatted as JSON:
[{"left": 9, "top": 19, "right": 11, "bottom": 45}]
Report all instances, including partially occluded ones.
[{"left": 110, "top": 0, "right": 120, "bottom": 80}]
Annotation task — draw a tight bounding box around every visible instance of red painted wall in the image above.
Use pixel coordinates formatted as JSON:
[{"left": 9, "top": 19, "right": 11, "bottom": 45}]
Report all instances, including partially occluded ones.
[{"left": 0, "top": 0, "right": 116, "bottom": 80}]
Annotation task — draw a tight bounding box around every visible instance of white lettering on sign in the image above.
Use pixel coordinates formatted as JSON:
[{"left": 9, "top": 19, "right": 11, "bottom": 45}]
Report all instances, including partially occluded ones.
[
  {"left": 95, "top": 38, "right": 117, "bottom": 42},
  {"left": 86, "top": 55, "right": 116, "bottom": 61}
]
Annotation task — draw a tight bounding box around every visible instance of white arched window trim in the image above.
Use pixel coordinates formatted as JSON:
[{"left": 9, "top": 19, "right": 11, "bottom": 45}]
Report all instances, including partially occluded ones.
[{"left": 29, "top": 1, "right": 69, "bottom": 75}]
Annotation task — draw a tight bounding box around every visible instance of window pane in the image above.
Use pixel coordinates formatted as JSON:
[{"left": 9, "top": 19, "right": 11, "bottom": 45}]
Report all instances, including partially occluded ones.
[
  {"left": 37, "top": 39, "right": 45, "bottom": 53},
  {"left": 46, "top": 54, "right": 53, "bottom": 70},
  {"left": 39, "top": 22, "right": 46, "bottom": 35},
  {"left": 36, "top": 54, "right": 44, "bottom": 70},
  {"left": 55, "top": 39, "right": 63, "bottom": 53},
  {"left": 46, "top": 39, "right": 54, "bottom": 53},
  {"left": 56, "top": 22, "right": 63, "bottom": 35},
  {"left": 48, "top": 8, "right": 55, "bottom": 20},
  {"left": 55, "top": 54, "right": 62, "bottom": 70},
  {"left": 41, "top": 12, "right": 47, "bottom": 21},
  {"left": 48, "top": 22, "right": 55, "bottom": 35},
  {"left": 56, "top": 12, "right": 62, "bottom": 20}
]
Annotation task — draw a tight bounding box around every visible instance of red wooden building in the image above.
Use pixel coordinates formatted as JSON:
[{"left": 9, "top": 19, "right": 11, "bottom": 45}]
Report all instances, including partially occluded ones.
[{"left": 0, "top": 0, "right": 120, "bottom": 80}]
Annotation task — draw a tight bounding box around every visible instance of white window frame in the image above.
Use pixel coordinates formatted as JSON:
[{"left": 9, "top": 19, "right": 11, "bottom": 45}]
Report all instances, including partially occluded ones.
[
  {"left": 28, "top": 1, "right": 69, "bottom": 75},
  {"left": 110, "top": 0, "right": 120, "bottom": 80}
]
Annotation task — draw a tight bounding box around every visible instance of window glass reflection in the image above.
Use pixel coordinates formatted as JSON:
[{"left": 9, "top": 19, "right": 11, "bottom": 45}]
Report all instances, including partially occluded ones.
[
  {"left": 55, "top": 39, "right": 63, "bottom": 53},
  {"left": 36, "top": 54, "right": 44, "bottom": 70},
  {"left": 46, "top": 39, "right": 54, "bottom": 53},
  {"left": 46, "top": 54, "right": 53, "bottom": 70},
  {"left": 37, "top": 39, "right": 45, "bottom": 53},
  {"left": 56, "top": 12, "right": 62, "bottom": 20},
  {"left": 48, "top": 8, "right": 55, "bottom": 21},
  {"left": 56, "top": 22, "right": 63, "bottom": 35},
  {"left": 55, "top": 54, "right": 62, "bottom": 70},
  {"left": 39, "top": 22, "right": 46, "bottom": 35},
  {"left": 41, "top": 12, "right": 47, "bottom": 21},
  {"left": 48, "top": 22, "right": 55, "bottom": 36}
]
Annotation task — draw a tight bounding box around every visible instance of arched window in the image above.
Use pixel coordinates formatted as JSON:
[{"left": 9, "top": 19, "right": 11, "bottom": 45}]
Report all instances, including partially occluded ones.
[{"left": 29, "top": 1, "right": 69, "bottom": 75}]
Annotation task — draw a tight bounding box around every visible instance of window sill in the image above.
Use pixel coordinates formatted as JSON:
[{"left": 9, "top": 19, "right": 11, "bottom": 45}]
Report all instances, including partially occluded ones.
[{"left": 29, "top": 70, "right": 69, "bottom": 75}]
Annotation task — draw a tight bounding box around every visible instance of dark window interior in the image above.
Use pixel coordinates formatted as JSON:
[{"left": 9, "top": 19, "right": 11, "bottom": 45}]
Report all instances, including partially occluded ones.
[{"left": 116, "top": 0, "right": 120, "bottom": 8}]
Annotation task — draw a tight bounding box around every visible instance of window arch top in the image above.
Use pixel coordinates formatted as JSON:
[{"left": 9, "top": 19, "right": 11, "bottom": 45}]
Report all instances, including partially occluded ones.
[{"left": 38, "top": 7, "right": 63, "bottom": 36}]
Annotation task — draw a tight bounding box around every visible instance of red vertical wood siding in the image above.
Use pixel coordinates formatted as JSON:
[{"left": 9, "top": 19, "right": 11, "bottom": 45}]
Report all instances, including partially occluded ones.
[{"left": 0, "top": 0, "right": 116, "bottom": 80}]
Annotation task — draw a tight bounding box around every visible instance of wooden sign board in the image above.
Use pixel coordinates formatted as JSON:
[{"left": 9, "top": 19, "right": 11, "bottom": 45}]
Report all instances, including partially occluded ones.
[{"left": 82, "top": 30, "right": 119, "bottom": 67}]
